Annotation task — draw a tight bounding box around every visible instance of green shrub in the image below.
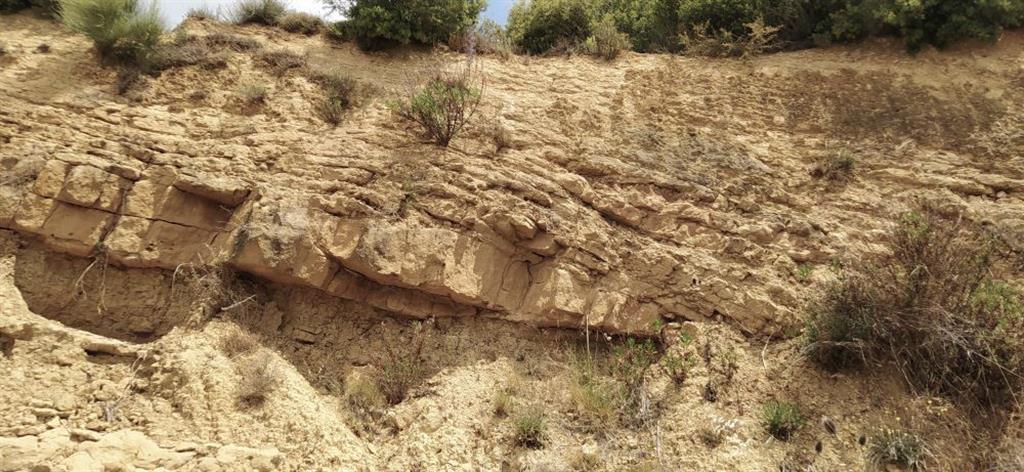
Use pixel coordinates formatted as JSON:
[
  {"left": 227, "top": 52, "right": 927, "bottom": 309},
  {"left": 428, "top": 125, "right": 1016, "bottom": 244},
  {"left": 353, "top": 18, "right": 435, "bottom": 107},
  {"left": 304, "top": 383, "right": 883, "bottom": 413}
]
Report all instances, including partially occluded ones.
[
  {"left": 449, "top": 18, "right": 514, "bottom": 57},
  {"left": 804, "top": 206, "right": 1024, "bottom": 409},
  {"left": 512, "top": 404, "right": 547, "bottom": 448},
  {"left": 326, "top": 0, "right": 485, "bottom": 49},
  {"left": 875, "top": 0, "right": 1017, "bottom": 51},
  {"left": 233, "top": 0, "right": 286, "bottom": 25},
  {"left": 678, "top": 0, "right": 759, "bottom": 37},
  {"left": 761, "top": 400, "right": 804, "bottom": 440},
  {"left": 592, "top": 0, "right": 682, "bottom": 52},
  {"left": 582, "top": 14, "right": 632, "bottom": 59},
  {"left": 277, "top": 11, "right": 323, "bottom": 34},
  {"left": 61, "top": 0, "right": 163, "bottom": 65},
  {"left": 391, "top": 67, "right": 482, "bottom": 146},
  {"left": 508, "top": 0, "right": 592, "bottom": 54},
  {"left": 866, "top": 429, "right": 930, "bottom": 471}
]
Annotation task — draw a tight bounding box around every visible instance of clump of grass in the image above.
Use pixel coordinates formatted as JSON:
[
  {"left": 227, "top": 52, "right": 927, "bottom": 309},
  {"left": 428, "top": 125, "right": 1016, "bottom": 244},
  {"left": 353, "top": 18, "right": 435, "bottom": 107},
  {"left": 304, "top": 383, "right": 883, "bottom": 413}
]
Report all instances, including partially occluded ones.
[
  {"left": 60, "top": 0, "right": 164, "bottom": 65},
  {"left": 511, "top": 404, "right": 547, "bottom": 449},
  {"left": 391, "top": 63, "right": 482, "bottom": 147},
  {"left": 804, "top": 206, "right": 1024, "bottom": 409},
  {"left": 375, "top": 320, "right": 432, "bottom": 405},
  {"left": 344, "top": 371, "right": 385, "bottom": 418},
  {"left": 569, "top": 371, "right": 622, "bottom": 434},
  {"left": 185, "top": 5, "right": 218, "bottom": 21},
  {"left": 811, "top": 149, "right": 856, "bottom": 181},
  {"left": 794, "top": 263, "right": 813, "bottom": 281},
  {"left": 493, "top": 388, "right": 513, "bottom": 418},
  {"left": 761, "top": 400, "right": 804, "bottom": 440},
  {"left": 235, "top": 351, "right": 281, "bottom": 408},
  {"left": 217, "top": 325, "right": 259, "bottom": 358},
  {"left": 662, "top": 332, "right": 696, "bottom": 385},
  {"left": 237, "top": 82, "right": 268, "bottom": 106},
  {"left": 277, "top": 11, "right": 322, "bottom": 35},
  {"left": 567, "top": 449, "right": 602, "bottom": 471},
  {"left": 866, "top": 429, "right": 930, "bottom": 471},
  {"left": 147, "top": 34, "right": 229, "bottom": 71},
  {"left": 307, "top": 67, "right": 360, "bottom": 125},
  {"left": 256, "top": 48, "right": 305, "bottom": 74},
  {"left": 233, "top": 0, "right": 285, "bottom": 25}
]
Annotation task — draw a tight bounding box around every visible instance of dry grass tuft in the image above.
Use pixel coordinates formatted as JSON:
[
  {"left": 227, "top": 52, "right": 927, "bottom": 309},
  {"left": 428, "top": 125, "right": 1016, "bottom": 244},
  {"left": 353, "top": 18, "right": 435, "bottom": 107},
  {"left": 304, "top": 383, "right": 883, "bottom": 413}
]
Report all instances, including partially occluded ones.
[
  {"left": 866, "top": 429, "right": 931, "bottom": 471},
  {"left": 256, "top": 49, "right": 306, "bottom": 74},
  {"left": 235, "top": 351, "right": 281, "bottom": 408},
  {"left": 217, "top": 325, "right": 260, "bottom": 358},
  {"left": 511, "top": 404, "right": 547, "bottom": 449},
  {"left": 277, "top": 11, "right": 323, "bottom": 35},
  {"left": 761, "top": 400, "right": 804, "bottom": 441},
  {"left": 811, "top": 149, "right": 856, "bottom": 182},
  {"left": 804, "top": 205, "right": 1024, "bottom": 410},
  {"left": 344, "top": 371, "right": 386, "bottom": 419}
]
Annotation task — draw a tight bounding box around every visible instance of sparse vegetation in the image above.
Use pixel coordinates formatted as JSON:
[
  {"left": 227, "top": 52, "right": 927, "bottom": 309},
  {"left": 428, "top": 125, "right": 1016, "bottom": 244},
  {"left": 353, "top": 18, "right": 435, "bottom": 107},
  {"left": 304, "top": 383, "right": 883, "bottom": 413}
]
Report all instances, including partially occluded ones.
[
  {"left": 344, "top": 371, "right": 386, "bottom": 418},
  {"left": 450, "top": 19, "right": 513, "bottom": 58},
  {"left": 866, "top": 429, "right": 930, "bottom": 471},
  {"left": 185, "top": 6, "right": 218, "bottom": 21},
  {"left": 325, "top": 0, "right": 485, "bottom": 49},
  {"left": 811, "top": 149, "right": 856, "bottom": 181},
  {"left": 60, "top": 0, "right": 164, "bottom": 65},
  {"left": 392, "top": 64, "right": 482, "bottom": 147},
  {"left": 233, "top": 0, "right": 285, "bottom": 25},
  {"left": 512, "top": 404, "right": 548, "bottom": 449},
  {"left": 804, "top": 206, "right": 1024, "bottom": 409},
  {"left": 307, "top": 67, "right": 360, "bottom": 125},
  {"left": 794, "top": 263, "right": 813, "bottom": 281},
  {"left": 493, "top": 388, "right": 513, "bottom": 417},
  {"left": 235, "top": 351, "right": 282, "bottom": 407},
  {"left": 237, "top": 82, "right": 268, "bottom": 106},
  {"left": 376, "top": 320, "right": 432, "bottom": 405},
  {"left": 761, "top": 400, "right": 804, "bottom": 440},
  {"left": 680, "top": 17, "right": 779, "bottom": 57},
  {"left": 569, "top": 367, "right": 622, "bottom": 433},
  {"left": 277, "top": 11, "right": 323, "bottom": 35},
  {"left": 256, "top": 48, "right": 306, "bottom": 74},
  {"left": 610, "top": 337, "right": 658, "bottom": 417},
  {"left": 217, "top": 325, "right": 260, "bottom": 358}
]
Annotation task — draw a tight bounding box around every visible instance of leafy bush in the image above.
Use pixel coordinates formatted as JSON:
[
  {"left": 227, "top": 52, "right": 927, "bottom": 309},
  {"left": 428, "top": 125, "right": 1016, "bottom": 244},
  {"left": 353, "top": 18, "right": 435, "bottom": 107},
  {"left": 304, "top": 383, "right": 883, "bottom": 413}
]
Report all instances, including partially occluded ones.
[
  {"left": 582, "top": 14, "right": 632, "bottom": 59},
  {"left": 391, "top": 66, "right": 482, "bottom": 146},
  {"left": 804, "top": 206, "right": 1024, "bottom": 409},
  {"left": 277, "top": 11, "right": 323, "bottom": 34},
  {"left": 592, "top": 0, "right": 682, "bottom": 52},
  {"left": 678, "top": 0, "right": 759, "bottom": 37},
  {"left": 873, "top": 0, "right": 1019, "bottom": 51},
  {"left": 508, "top": 0, "right": 592, "bottom": 55},
  {"left": 326, "top": 0, "right": 485, "bottom": 49},
  {"left": 512, "top": 404, "right": 548, "bottom": 448},
  {"left": 61, "top": 0, "right": 164, "bottom": 65},
  {"left": 761, "top": 400, "right": 804, "bottom": 440},
  {"left": 233, "top": 0, "right": 286, "bottom": 25},
  {"left": 449, "top": 18, "right": 514, "bottom": 57},
  {"left": 867, "top": 429, "right": 930, "bottom": 471}
]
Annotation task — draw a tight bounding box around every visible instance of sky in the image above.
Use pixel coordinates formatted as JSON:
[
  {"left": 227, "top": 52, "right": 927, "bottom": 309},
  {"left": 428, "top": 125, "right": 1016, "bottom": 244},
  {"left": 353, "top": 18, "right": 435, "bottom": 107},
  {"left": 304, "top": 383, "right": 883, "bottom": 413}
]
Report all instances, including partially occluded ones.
[{"left": 158, "top": 0, "right": 515, "bottom": 28}]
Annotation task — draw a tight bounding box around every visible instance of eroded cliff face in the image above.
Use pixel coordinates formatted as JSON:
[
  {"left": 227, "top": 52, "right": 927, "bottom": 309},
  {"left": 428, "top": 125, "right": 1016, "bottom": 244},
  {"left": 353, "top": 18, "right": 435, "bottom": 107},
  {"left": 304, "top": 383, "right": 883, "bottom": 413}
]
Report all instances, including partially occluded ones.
[
  {"left": 1, "top": 12, "right": 1024, "bottom": 471},
  {"left": 2, "top": 15, "right": 1020, "bottom": 338}
]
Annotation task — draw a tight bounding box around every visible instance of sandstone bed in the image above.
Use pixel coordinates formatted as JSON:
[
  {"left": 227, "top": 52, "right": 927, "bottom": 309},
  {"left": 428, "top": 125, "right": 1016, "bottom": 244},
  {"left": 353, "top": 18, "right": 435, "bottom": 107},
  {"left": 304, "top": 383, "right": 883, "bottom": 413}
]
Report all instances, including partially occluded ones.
[{"left": 1, "top": 11, "right": 1023, "bottom": 471}]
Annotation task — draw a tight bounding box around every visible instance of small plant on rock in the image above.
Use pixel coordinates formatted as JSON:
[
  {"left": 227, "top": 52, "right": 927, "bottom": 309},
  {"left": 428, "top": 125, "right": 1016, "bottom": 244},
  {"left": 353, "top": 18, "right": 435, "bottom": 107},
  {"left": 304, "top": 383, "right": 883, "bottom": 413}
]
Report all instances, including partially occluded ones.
[
  {"left": 512, "top": 404, "right": 547, "bottom": 449},
  {"left": 392, "top": 63, "right": 483, "bottom": 147},
  {"left": 493, "top": 388, "right": 513, "bottom": 418},
  {"left": 186, "top": 6, "right": 218, "bottom": 20},
  {"left": 237, "top": 82, "right": 268, "bottom": 106},
  {"left": 376, "top": 320, "right": 432, "bottom": 405},
  {"left": 866, "top": 429, "right": 930, "bottom": 471},
  {"left": 307, "top": 67, "right": 360, "bottom": 125},
  {"left": 811, "top": 149, "right": 856, "bottom": 181},
  {"left": 761, "top": 400, "right": 804, "bottom": 440}
]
